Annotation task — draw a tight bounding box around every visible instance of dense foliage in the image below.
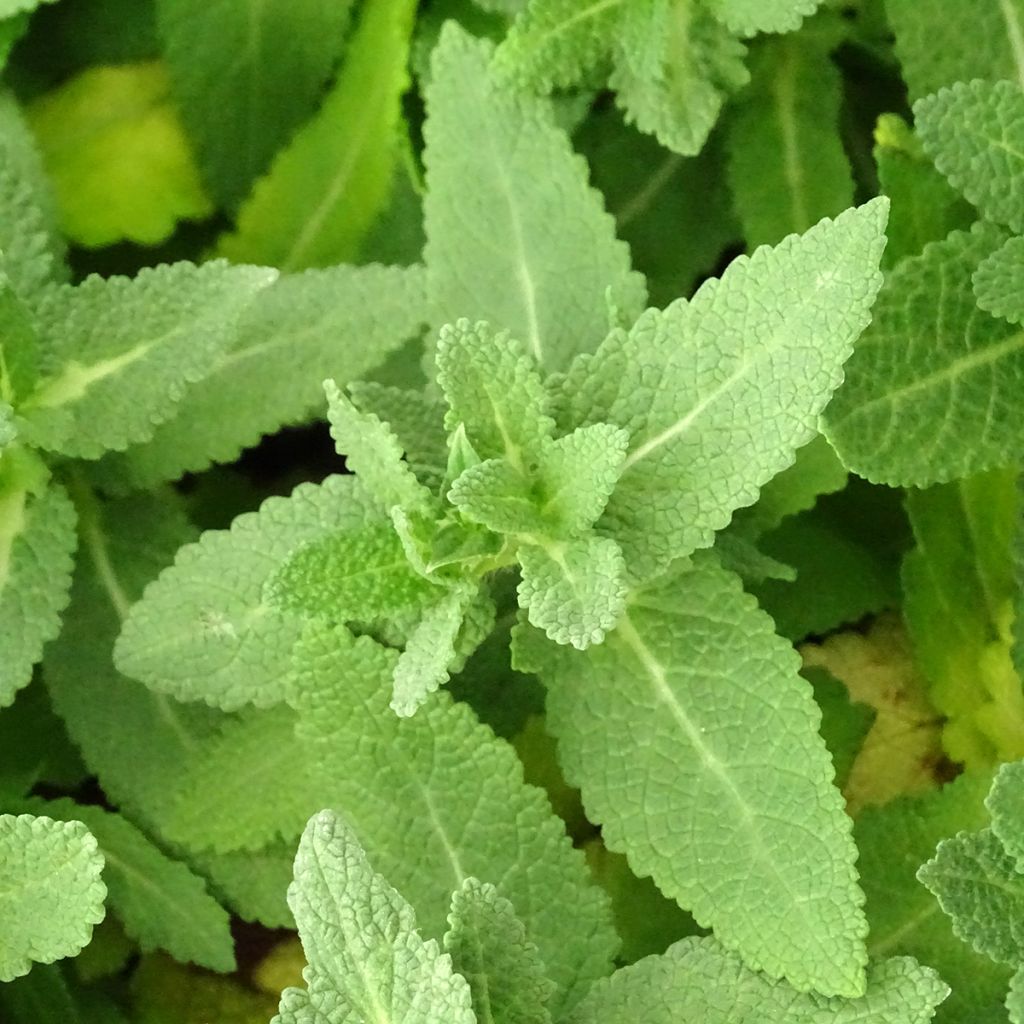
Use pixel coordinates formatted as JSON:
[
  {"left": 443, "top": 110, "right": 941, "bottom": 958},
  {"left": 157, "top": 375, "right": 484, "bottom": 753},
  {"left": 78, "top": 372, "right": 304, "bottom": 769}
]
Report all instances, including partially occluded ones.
[{"left": 1, "top": 0, "right": 1023, "bottom": 1021}]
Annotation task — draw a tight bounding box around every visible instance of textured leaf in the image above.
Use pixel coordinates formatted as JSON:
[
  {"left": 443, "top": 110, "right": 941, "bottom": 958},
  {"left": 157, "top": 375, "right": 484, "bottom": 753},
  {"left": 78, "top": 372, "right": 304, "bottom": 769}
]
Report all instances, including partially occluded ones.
[
  {"left": 26, "top": 62, "right": 212, "bottom": 247},
  {"left": 156, "top": 0, "right": 357, "bottom": 210},
  {"left": 705, "top": 0, "right": 822, "bottom": 36},
  {"left": 15, "top": 797, "right": 234, "bottom": 972},
  {"left": 518, "top": 534, "right": 627, "bottom": 649},
  {"left": 521, "top": 551, "right": 867, "bottom": 995},
  {"left": 0, "top": 268, "right": 41, "bottom": 405},
  {"left": 391, "top": 586, "right": 475, "bottom": 717},
  {"left": 563, "top": 937, "right": 947, "bottom": 1024},
  {"left": 193, "top": 842, "right": 295, "bottom": 930},
  {"left": 292, "top": 625, "right": 617, "bottom": 1013},
  {"left": 609, "top": 0, "right": 749, "bottom": 158},
  {"left": 1011, "top": 967, "right": 1024, "bottom": 1024},
  {"left": 564, "top": 199, "right": 887, "bottom": 578},
  {"left": 0, "top": 814, "right": 106, "bottom": 982},
  {"left": 916, "top": 80, "right": 1024, "bottom": 233},
  {"left": 44, "top": 492, "right": 227, "bottom": 827},
  {"left": 17, "top": 261, "right": 275, "bottom": 459},
  {"left": 975, "top": 236, "right": 1024, "bottom": 325},
  {"left": 444, "top": 877, "right": 555, "bottom": 1024},
  {"left": 987, "top": 760, "right": 1024, "bottom": 869},
  {"left": 423, "top": 24, "right": 644, "bottom": 372},
  {"left": 0, "top": 457, "right": 76, "bottom": 708},
  {"left": 873, "top": 114, "right": 975, "bottom": 269},
  {"left": 887, "top": 0, "right": 1024, "bottom": 101},
  {"left": 919, "top": 827, "right": 1024, "bottom": 968},
  {"left": 727, "top": 26, "right": 853, "bottom": 249},
  {"left": 280, "top": 810, "right": 475, "bottom": 1024},
  {"left": 114, "top": 475, "right": 380, "bottom": 712},
  {"left": 902, "top": 470, "right": 1023, "bottom": 768},
  {"left": 449, "top": 458, "right": 545, "bottom": 535},
  {"left": 856, "top": 774, "right": 1011, "bottom": 1024},
  {"left": 825, "top": 225, "right": 1024, "bottom": 486},
  {"left": 219, "top": 0, "right": 415, "bottom": 270},
  {"left": 93, "top": 264, "right": 427, "bottom": 491}
]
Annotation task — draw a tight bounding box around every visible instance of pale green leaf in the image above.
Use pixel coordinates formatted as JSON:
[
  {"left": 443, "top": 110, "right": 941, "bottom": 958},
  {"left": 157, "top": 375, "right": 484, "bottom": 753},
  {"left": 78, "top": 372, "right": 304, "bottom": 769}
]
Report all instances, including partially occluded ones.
[
  {"left": 280, "top": 810, "right": 475, "bottom": 1024},
  {"left": 564, "top": 199, "right": 887, "bottom": 578},
  {"left": 219, "top": 0, "right": 416, "bottom": 270},
  {"left": 0, "top": 269, "right": 40, "bottom": 405},
  {"left": 444, "top": 877, "right": 555, "bottom": 1024},
  {"left": 824, "top": 225, "right": 1024, "bottom": 486},
  {"left": 26, "top": 63, "right": 213, "bottom": 247},
  {"left": 162, "top": 706, "right": 315, "bottom": 856},
  {"left": 391, "top": 586, "right": 475, "bottom": 717},
  {"left": 424, "top": 24, "right": 645, "bottom": 372},
  {"left": 705, "top": 0, "right": 822, "bottom": 36},
  {"left": 0, "top": 814, "right": 106, "bottom": 982},
  {"left": 887, "top": 0, "right": 1024, "bottom": 101},
  {"left": 448, "top": 458, "right": 545, "bottom": 535},
  {"left": 17, "top": 261, "right": 276, "bottom": 459},
  {"left": 525, "top": 552, "right": 868, "bottom": 996},
  {"left": 987, "top": 760, "right": 1024, "bottom": 868},
  {"left": 609, "top": 0, "right": 749, "bottom": 158},
  {"left": 44, "top": 491, "right": 223, "bottom": 828},
  {"left": 91, "top": 264, "right": 428, "bottom": 491},
  {"left": 114, "top": 475, "right": 380, "bottom": 712},
  {"left": 270, "top": 522, "right": 439, "bottom": 624},
  {"left": 14, "top": 797, "right": 234, "bottom": 972},
  {"left": 156, "top": 0, "right": 357, "bottom": 210},
  {"left": 0, "top": 456, "right": 76, "bottom": 709},
  {"left": 563, "top": 937, "right": 947, "bottom": 1024},
  {"left": 324, "top": 381, "right": 433, "bottom": 513},
  {"left": 873, "top": 114, "right": 975, "bottom": 270},
  {"left": 975, "top": 236, "right": 1024, "bottom": 325},
  {"left": 0, "top": 0, "right": 57, "bottom": 16},
  {"left": 918, "top": 827, "right": 1024, "bottom": 968},
  {"left": 1010, "top": 967, "right": 1024, "bottom": 1024},
  {"left": 193, "top": 842, "right": 295, "bottom": 929},
  {"left": 916, "top": 79, "right": 1024, "bottom": 233},
  {"left": 292, "top": 625, "right": 617, "bottom": 1013},
  {"left": 436, "top": 319, "right": 554, "bottom": 465},
  {"left": 902, "top": 470, "right": 1023, "bottom": 768},
  {"left": 856, "top": 774, "right": 1011, "bottom": 1024},
  {"left": 727, "top": 25, "right": 853, "bottom": 248},
  {"left": 518, "top": 534, "right": 627, "bottom": 649}
]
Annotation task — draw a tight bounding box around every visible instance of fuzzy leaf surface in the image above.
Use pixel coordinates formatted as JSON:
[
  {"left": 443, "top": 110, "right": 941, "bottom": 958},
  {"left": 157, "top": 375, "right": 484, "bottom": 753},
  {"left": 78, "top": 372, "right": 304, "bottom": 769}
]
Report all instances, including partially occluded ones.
[
  {"left": 525, "top": 551, "right": 867, "bottom": 995},
  {"left": 705, "top": 0, "right": 822, "bottom": 36},
  {"left": 975, "top": 236, "right": 1024, "bottom": 325},
  {"left": 424, "top": 24, "right": 644, "bottom": 372}
]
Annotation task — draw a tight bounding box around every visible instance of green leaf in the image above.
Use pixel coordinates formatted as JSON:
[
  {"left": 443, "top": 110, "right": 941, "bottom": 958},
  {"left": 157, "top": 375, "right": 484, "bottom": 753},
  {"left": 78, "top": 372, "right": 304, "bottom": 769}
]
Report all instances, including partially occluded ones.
[
  {"left": 17, "top": 261, "right": 275, "bottom": 459},
  {"left": 13, "top": 797, "right": 234, "bottom": 973},
  {"left": 902, "top": 470, "right": 1024, "bottom": 768},
  {"left": 609, "top": 0, "right": 749, "bottom": 158},
  {"left": 523, "top": 552, "right": 868, "bottom": 996},
  {"left": 391, "top": 586, "right": 476, "bottom": 717},
  {"left": 705, "top": 0, "right": 822, "bottom": 36},
  {"left": 114, "top": 475, "right": 380, "bottom": 712},
  {"left": 26, "top": 62, "right": 213, "bottom": 247},
  {"left": 918, "top": 827, "right": 1024, "bottom": 968},
  {"left": 0, "top": 268, "right": 41, "bottom": 406},
  {"left": 444, "top": 877, "right": 555, "bottom": 1024},
  {"left": 857, "top": 774, "right": 1012, "bottom": 1024},
  {"left": 916, "top": 79, "right": 1024, "bottom": 233},
  {"left": 727, "top": 25, "right": 853, "bottom": 249},
  {"left": 292, "top": 625, "right": 617, "bottom": 1013},
  {"left": 325, "top": 380, "right": 432, "bottom": 513},
  {"left": 564, "top": 199, "right": 888, "bottom": 578},
  {"left": 156, "top": 0, "right": 357, "bottom": 210},
  {"left": 277, "top": 810, "right": 475, "bottom": 1024},
  {"left": 162, "top": 706, "right": 315, "bottom": 855},
  {"left": 563, "top": 937, "right": 947, "bottom": 1023},
  {"left": 1010, "top": 967, "right": 1024, "bottom": 1024},
  {"left": 518, "top": 534, "right": 627, "bottom": 649},
  {"left": 92, "top": 264, "right": 428, "bottom": 491},
  {"left": 987, "top": 760, "right": 1024, "bottom": 868},
  {"left": 423, "top": 24, "right": 645, "bottom": 373},
  {"left": 824, "top": 225, "right": 1024, "bottom": 486},
  {"left": 436, "top": 319, "right": 555, "bottom": 465},
  {"left": 270, "top": 522, "right": 439, "bottom": 624},
  {"left": 887, "top": 0, "right": 1024, "bottom": 101},
  {"left": 219, "top": 0, "right": 416, "bottom": 270},
  {"left": 0, "top": 455, "right": 76, "bottom": 708},
  {"left": 449, "top": 458, "right": 546, "bottom": 535},
  {"left": 873, "top": 113, "right": 975, "bottom": 270},
  {"left": 975, "top": 236, "right": 1024, "bottom": 325},
  {"left": 806, "top": 668, "right": 876, "bottom": 791},
  {"left": 192, "top": 842, "right": 295, "bottom": 930},
  {"left": 0, "top": 814, "right": 106, "bottom": 982}
]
